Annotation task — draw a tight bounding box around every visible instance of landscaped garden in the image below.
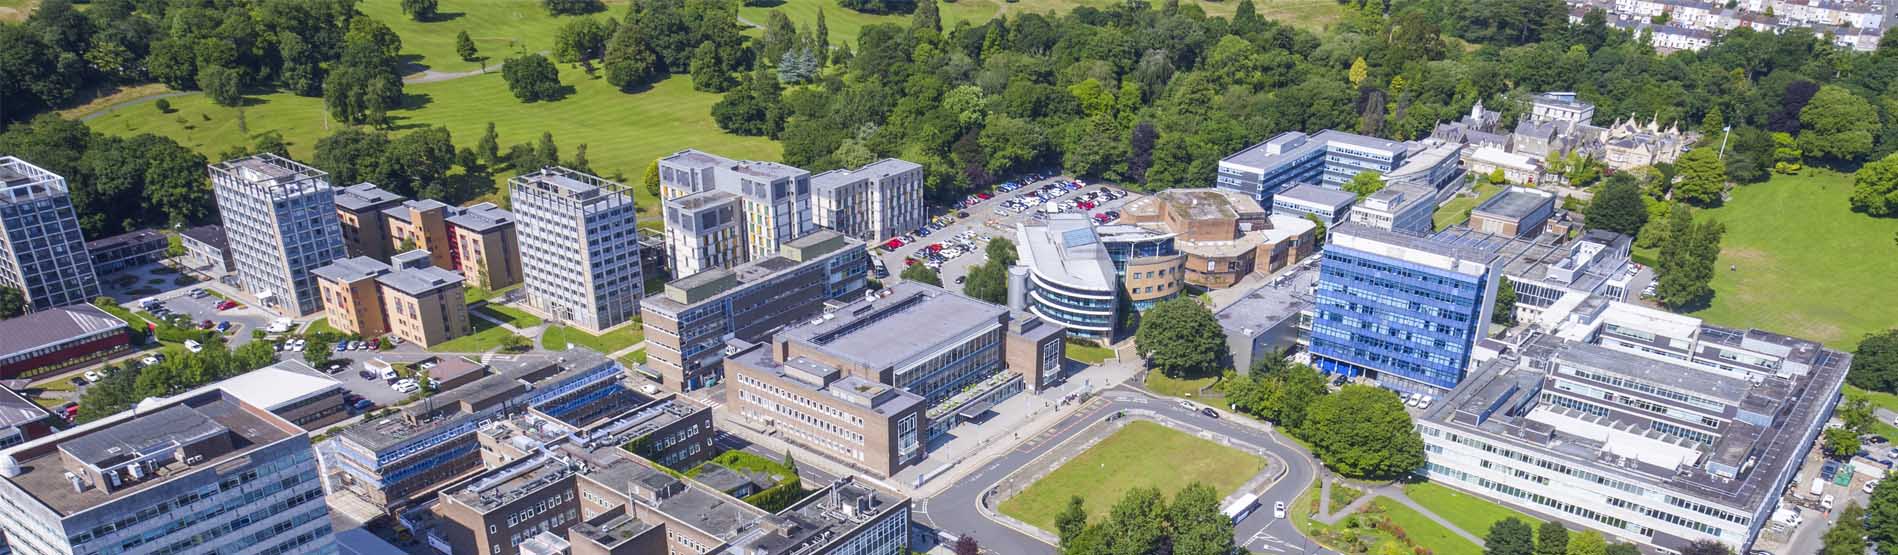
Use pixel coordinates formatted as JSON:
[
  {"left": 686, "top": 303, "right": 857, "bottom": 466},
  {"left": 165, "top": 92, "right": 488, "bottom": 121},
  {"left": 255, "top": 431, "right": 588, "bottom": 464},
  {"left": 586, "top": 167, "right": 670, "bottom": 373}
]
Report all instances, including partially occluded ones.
[
  {"left": 543, "top": 323, "right": 644, "bottom": 354},
  {"left": 998, "top": 420, "right": 1264, "bottom": 532},
  {"left": 1402, "top": 481, "right": 1538, "bottom": 542}
]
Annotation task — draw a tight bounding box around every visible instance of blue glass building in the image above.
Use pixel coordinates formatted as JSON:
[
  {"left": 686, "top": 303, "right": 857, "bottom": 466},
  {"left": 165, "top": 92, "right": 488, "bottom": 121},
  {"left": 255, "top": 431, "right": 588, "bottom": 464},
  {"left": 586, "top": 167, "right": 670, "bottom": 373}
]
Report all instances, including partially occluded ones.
[
  {"left": 1215, "top": 130, "right": 1409, "bottom": 206},
  {"left": 1309, "top": 223, "right": 1502, "bottom": 391}
]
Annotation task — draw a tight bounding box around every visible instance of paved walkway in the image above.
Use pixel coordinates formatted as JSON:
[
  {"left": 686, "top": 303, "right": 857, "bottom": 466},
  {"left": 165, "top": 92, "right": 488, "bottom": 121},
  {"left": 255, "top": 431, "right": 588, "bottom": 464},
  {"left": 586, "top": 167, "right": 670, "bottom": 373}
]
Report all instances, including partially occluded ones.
[{"left": 1309, "top": 482, "right": 1488, "bottom": 548}]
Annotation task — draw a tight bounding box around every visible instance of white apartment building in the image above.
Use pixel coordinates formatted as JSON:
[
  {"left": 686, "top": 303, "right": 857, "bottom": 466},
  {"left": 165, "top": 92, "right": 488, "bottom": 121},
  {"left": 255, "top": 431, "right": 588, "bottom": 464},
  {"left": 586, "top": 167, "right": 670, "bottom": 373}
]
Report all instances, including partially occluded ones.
[
  {"left": 1417, "top": 296, "right": 1848, "bottom": 553},
  {"left": 0, "top": 157, "right": 100, "bottom": 312},
  {"left": 656, "top": 149, "right": 816, "bottom": 277},
  {"left": 810, "top": 158, "right": 926, "bottom": 242},
  {"left": 209, "top": 155, "right": 346, "bottom": 316},
  {"left": 511, "top": 167, "right": 644, "bottom": 333}
]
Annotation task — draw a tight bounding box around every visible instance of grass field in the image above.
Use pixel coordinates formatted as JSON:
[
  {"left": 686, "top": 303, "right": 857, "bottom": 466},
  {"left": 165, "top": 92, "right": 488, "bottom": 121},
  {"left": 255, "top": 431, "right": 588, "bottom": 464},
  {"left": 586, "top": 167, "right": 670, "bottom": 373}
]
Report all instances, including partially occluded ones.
[
  {"left": 544, "top": 323, "right": 645, "bottom": 354},
  {"left": 356, "top": 0, "right": 613, "bottom": 76},
  {"left": 86, "top": 70, "right": 779, "bottom": 216},
  {"left": 998, "top": 420, "right": 1264, "bottom": 532},
  {"left": 431, "top": 316, "right": 527, "bottom": 352},
  {"left": 1145, "top": 368, "right": 1221, "bottom": 399},
  {"left": 741, "top": 0, "right": 1344, "bottom": 46},
  {"left": 1065, "top": 341, "right": 1113, "bottom": 365},
  {"left": 1433, "top": 181, "right": 1502, "bottom": 231},
  {"left": 1403, "top": 481, "right": 1537, "bottom": 538},
  {"left": 302, "top": 318, "right": 343, "bottom": 337},
  {"left": 1379, "top": 500, "right": 1484, "bottom": 555},
  {"left": 1690, "top": 170, "right": 1898, "bottom": 350},
  {"left": 475, "top": 304, "right": 544, "bottom": 327},
  {"left": 1845, "top": 386, "right": 1898, "bottom": 439}
]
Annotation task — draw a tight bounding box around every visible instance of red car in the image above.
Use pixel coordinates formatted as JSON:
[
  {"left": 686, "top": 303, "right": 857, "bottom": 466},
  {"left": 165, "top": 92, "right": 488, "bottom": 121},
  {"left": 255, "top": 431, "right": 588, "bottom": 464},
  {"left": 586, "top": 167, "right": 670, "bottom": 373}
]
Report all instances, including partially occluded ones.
[
  {"left": 904, "top": 257, "right": 919, "bottom": 266},
  {"left": 199, "top": 319, "right": 214, "bottom": 329},
  {"left": 884, "top": 239, "right": 904, "bottom": 249},
  {"left": 977, "top": 192, "right": 993, "bottom": 200},
  {"left": 215, "top": 300, "right": 237, "bottom": 310}
]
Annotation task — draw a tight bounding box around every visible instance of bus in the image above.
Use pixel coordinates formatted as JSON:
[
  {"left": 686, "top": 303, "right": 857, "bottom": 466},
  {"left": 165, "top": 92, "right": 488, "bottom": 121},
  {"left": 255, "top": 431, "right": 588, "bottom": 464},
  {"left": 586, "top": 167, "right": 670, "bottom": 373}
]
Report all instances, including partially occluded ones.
[{"left": 1222, "top": 492, "right": 1261, "bottom": 524}]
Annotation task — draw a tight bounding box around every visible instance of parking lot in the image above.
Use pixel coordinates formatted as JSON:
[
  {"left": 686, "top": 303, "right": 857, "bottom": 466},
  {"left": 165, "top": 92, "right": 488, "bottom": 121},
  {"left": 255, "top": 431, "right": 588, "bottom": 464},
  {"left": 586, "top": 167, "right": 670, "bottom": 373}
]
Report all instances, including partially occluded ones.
[
  {"left": 877, "top": 175, "right": 1144, "bottom": 287},
  {"left": 135, "top": 286, "right": 279, "bottom": 348}
]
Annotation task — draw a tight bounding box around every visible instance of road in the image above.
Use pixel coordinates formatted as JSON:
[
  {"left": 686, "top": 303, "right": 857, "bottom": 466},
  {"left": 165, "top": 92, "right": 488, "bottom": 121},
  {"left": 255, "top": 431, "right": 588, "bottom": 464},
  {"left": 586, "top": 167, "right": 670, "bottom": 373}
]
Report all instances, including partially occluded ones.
[{"left": 921, "top": 384, "right": 1328, "bottom": 555}]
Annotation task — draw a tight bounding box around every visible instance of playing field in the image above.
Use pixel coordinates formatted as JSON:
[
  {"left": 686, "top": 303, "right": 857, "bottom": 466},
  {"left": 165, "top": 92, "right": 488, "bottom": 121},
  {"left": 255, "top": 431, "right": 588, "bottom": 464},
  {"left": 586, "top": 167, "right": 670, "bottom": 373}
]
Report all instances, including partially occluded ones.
[
  {"left": 1690, "top": 170, "right": 1898, "bottom": 350},
  {"left": 998, "top": 420, "right": 1265, "bottom": 532}
]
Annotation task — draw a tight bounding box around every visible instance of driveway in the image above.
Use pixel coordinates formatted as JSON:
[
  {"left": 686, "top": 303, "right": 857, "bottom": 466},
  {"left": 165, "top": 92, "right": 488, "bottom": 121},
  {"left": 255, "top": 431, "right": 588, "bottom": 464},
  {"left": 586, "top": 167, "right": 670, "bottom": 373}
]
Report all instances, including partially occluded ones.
[{"left": 921, "top": 384, "right": 1326, "bottom": 555}]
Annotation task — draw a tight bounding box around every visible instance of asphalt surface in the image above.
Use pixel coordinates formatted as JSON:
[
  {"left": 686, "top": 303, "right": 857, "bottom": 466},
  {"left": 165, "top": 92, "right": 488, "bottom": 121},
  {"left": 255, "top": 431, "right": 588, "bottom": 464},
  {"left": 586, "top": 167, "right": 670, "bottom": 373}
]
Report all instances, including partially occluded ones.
[
  {"left": 920, "top": 384, "right": 1328, "bottom": 555},
  {"left": 876, "top": 177, "right": 1141, "bottom": 287}
]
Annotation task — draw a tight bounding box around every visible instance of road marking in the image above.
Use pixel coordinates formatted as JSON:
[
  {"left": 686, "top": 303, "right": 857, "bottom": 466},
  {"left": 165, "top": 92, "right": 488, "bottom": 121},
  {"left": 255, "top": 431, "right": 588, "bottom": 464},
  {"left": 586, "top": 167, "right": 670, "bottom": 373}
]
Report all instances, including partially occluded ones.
[{"left": 1248, "top": 530, "right": 1289, "bottom": 552}]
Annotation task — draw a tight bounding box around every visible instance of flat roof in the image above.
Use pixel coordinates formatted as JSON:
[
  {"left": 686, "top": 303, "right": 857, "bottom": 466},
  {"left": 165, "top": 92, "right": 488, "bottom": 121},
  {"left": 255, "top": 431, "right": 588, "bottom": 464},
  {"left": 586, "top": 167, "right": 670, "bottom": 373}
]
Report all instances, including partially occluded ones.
[
  {"left": 178, "top": 225, "right": 227, "bottom": 249},
  {"left": 335, "top": 183, "right": 405, "bottom": 212},
  {"left": 1, "top": 390, "right": 297, "bottom": 516},
  {"left": 447, "top": 203, "right": 514, "bottom": 232},
  {"left": 779, "top": 282, "right": 1003, "bottom": 372},
  {"left": 810, "top": 158, "right": 923, "bottom": 191},
  {"left": 1221, "top": 130, "right": 1404, "bottom": 172},
  {"left": 1330, "top": 222, "right": 1503, "bottom": 275},
  {"left": 1017, "top": 213, "right": 1117, "bottom": 292},
  {"left": 377, "top": 265, "right": 465, "bottom": 296},
  {"left": 0, "top": 304, "right": 127, "bottom": 360},
  {"left": 1472, "top": 187, "right": 1556, "bottom": 221},
  {"left": 312, "top": 256, "right": 390, "bottom": 283},
  {"left": 0, "top": 386, "right": 51, "bottom": 429},
  {"left": 1274, "top": 184, "right": 1357, "bottom": 209},
  {"left": 213, "top": 361, "right": 343, "bottom": 412},
  {"left": 1217, "top": 267, "right": 1317, "bottom": 335},
  {"left": 84, "top": 229, "right": 165, "bottom": 251}
]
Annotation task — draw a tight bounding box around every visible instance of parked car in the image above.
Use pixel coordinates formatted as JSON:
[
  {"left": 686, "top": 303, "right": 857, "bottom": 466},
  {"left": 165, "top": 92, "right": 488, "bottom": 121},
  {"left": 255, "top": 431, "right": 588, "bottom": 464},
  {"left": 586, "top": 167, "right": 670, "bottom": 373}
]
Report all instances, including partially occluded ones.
[
  {"left": 1272, "top": 502, "right": 1287, "bottom": 519},
  {"left": 69, "top": 376, "right": 88, "bottom": 388},
  {"left": 184, "top": 340, "right": 203, "bottom": 353},
  {"left": 83, "top": 370, "right": 103, "bottom": 383},
  {"left": 1199, "top": 407, "right": 1219, "bottom": 418},
  {"left": 334, "top": 340, "right": 349, "bottom": 352},
  {"left": 215, "top": 321, "right": 231, "bottom": 332},
  {"left": 352, "top": 399, "right": 375, "bottom": 412},
  {"left": 1866, "top": 480, "right": 1882, "bottom": 494}
]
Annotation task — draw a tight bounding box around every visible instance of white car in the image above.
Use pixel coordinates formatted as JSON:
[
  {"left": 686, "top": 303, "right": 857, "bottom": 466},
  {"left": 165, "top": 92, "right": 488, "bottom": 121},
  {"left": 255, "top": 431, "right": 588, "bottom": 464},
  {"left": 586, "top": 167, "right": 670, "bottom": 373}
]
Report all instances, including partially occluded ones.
[
  {"left": 1866, "top": 480, "right": 1881, "bottom": 494},
  {"left": 83, "top": 371, "right": 102, "bottom": 383},
  {"left": 392, "top": 379, "right": 420, "bottom": 393},
  {"left": 1179, "top": 400, "right": 1196, "bottom": 411},
  {"left": 184, "top": 340, "right": 203, "bottom": 353},
  {"left": 1820, "top": 494, "right": 1835, "bottom": 510},
  {"left": 1272, "top": 501, "right": 1287, "bottom": 519}
]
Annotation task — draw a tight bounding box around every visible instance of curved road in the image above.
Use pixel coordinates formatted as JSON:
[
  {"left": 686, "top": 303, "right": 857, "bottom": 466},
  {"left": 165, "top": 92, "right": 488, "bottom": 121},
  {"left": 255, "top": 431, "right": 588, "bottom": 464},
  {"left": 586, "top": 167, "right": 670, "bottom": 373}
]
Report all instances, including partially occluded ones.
[{"left": 920, "top": 384, "right": 1331, "bottom": 554}]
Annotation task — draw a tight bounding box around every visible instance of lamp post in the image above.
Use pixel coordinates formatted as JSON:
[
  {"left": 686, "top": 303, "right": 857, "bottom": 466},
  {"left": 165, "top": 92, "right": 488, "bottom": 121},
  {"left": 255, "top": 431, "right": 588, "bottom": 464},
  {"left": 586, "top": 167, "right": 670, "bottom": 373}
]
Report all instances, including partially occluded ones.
[{"left": 1718, "top": 124, "right": 1732, "bottom": 159}]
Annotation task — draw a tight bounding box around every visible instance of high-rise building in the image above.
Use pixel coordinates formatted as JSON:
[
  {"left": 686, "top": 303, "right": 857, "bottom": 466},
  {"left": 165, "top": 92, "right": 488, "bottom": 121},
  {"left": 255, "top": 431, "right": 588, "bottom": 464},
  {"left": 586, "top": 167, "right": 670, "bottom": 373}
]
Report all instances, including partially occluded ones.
[
  {"left": 511, "top": 168, "right": 644, "bottom": 333},
  {"left": 0, "top": 157, "right": 100, "bottom": 312},
  {"left": 1418, "top": 297, "right": 1849, "bottom": 552},
  {"left": 209, "top": 154, "right": 346, "bottom": 316},
  {"left": 810, "top": 158, "right": 926, "bottom": 242},
  {"left": 639, "top": 230, "right": 869, "bottom": 393},
  {"left": 1310, "top": 223, "right": 1502, "bottom": 392},
  {"left": 656, "top": 149, "right": 815, "bottom": 277},
  {"left": 0, "top": 388, "right": 335, "bottom": 555}
]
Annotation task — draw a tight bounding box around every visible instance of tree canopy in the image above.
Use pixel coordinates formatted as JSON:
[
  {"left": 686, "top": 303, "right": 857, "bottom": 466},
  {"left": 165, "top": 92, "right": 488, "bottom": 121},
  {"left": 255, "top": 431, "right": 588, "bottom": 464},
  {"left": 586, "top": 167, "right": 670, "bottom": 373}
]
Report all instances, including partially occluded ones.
[
  {"left": 1134, "top": 298, "right": 1228, "bottom": 379},
  {"left": 1848, "top": 329, "right": 1898, "bottom": 394},
  {"left": 1301, "top": 385, "right": 1426, "bottom": 479}
]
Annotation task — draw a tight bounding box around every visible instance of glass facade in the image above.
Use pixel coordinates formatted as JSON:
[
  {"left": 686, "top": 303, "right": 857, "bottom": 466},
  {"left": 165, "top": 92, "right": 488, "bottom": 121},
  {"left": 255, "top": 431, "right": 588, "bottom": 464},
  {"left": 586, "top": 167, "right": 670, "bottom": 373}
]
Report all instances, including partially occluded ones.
[{"left": 1309, "top": 244, "right": 1490, "bottom": 390}]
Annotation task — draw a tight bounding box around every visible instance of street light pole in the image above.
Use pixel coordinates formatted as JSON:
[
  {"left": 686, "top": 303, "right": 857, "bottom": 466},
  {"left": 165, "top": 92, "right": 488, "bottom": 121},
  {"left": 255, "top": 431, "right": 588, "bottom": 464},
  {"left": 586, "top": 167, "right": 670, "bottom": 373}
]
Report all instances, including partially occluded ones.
[{"left": 1718, "top": 124, "right": 1732, "bottom": 160}]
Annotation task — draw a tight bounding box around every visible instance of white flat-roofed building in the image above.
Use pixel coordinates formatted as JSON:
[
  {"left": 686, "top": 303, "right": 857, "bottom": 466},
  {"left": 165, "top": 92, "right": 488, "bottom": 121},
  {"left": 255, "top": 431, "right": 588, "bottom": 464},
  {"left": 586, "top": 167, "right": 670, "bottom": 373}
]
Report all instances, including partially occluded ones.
[{"left": 811, "top": 158, "right": 926, "bottom": 242}]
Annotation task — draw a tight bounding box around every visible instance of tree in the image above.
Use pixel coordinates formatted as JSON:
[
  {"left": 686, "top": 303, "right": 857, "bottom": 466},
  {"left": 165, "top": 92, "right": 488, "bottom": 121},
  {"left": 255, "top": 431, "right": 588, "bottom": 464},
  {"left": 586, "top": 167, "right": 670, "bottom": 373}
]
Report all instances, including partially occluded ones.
[
  {"left": 1169, "top": 483, "right": 1237, "bottom": 555},
  {"left": 1868, "top": 478, "right": 1898, "bottom": 548},
  {"left": 1226, "top": 359, "right": 1329, "bottom": 431},
  {"left": 535, "top": 132, "right": 560, "bottom": 169},
  {"left": 1822, "top": 427, "right": 1862, "bottom": 459},
  {"left": 1348, "top": 56, "right": 1369, "bottom": 87},
  {"left": 154, "top": 99, "right": 172, "bottom": 113},
  {"left": 502, "top": 54, "right": 564, "bottom": 102},
  {"left": 643, "top": 160, "right": 663, "bottom": 198},
  {"left": 1565, "top": 531, "right": 1606, "bottom": 555},
  {"left": 962, "top": 260, "right": 1008, "bottom": 304},
  {"left": 1604, "top": 544, "right": 1641, "bottom": 555},
  {"left": 1534, "top": 521, "right": 1569, "bottom": 555},
  {"left": 603, "top": 22, "right": 662, "bottom": 91},
  {"left": 1820, "top": 502, "right": 1866, "bottom": 555},
  {"left": 1135, "top": 299, "right": 1228, "bottom": 379},
  {"left": 501, "top": 333, "right": 531, "bottom": 352},
  {"left": 1671, "top": 148, "right": 1726, "bottom": 206},
  {"left": 1655, "top": 206, "right": 1724, "bottom": 309},
  {"left": 1585, "top": 175, "right": 1648, "bottom": 236},
  {"left": 900, "top": 263, "right": 941, "bottom": 286},
  {"left": 1128, "top": 122, "right": 1158, "bottom": 185},
  {"left": 1770, "top": 131, "right": 1802, "bottom": 174},
  {"left": 198, "top": 65, "right": 243, "bottom": 107},
  {"left": 952, "top": 536, "right": 978, "bottom": 555},
  {"left": 1799, "top": 85, "right": 1878, "bottom": 162},
  {"left": 913, "top": 0, "right": 941, "bottom": 34},
  {"left": 402, "top": 0, "right": 438, "bottom": 21},
  {"left": 544, "top": 0, "right": 605, "bottom": 15},
  {"left": 303, "top": 337, "right": 330, "bottom": 368},
  {"left": 552, "top": 17, "right": 614, "bottom": 63},
  {"left": 456, "top": 31, "right": 479, "bottom": 62},
  {"left": 1493, "top": 276, "right": 1518, "bottom": 326},
  {"left": 0, "top": 287, "right": 23, "bottom": 318},
  {"left": 1848, "top": 329, "right": 1898, "bottom": 393},
  {"left": 1485, "top": 518, "right": 1536, "bottom": 555},
  {"left": 313, "top": 127, "right": 393, "bottom": 186},
  {"left": 1488, "top": 167, "right": 1508, "bottom": 185},
  {"left": 690, "top": 41, "right": 734, "bottom": 92},
  {"left": 1675, "top": 541, "right": 1730, "bottom": 555},
  {"left": 986, "top": 237, "right": 1018, "bottom": 267},
  {"left": 1300, "top": 385, "right": 1425, "bottom": 479},
  {"left": 478, "top": 122, "right": 501, "bottom": 167},
  {"left": 1851, "top": 151, "right": 1898, "bottom": 217},
  {"left": 1306, "top": 213, "right": 1327, "bottom": 245},
  {"left": 1840, "top": 398, "right": 1878, "bottom": 433},
  {"left": 814, "top": 8, "right": 830, "bottom": 66},
  {"left": 1055, "top": 496, "right": 1088, "bottom": 546},
  {"left": 1344, "top": 171, "right": 1385, "bottom": 198}
]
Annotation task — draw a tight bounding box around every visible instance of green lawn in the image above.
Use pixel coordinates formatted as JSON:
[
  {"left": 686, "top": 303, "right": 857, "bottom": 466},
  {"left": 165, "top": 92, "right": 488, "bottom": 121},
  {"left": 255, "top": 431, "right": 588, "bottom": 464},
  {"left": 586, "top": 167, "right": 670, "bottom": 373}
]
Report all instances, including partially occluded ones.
[
  {"left": 475, "top": 304, "right": 543, "bottom": 327},
  {"left": 1432, "top": 181, "right": 1503, "bottom": 231},
  {"left": 464, "top": 283, "right": 519, "bottom": 304},
  {"left": 356, "top": 0, "right": 606, "bottom": 76},
  {"left": 543, "top": 323, "right": 644, "bottom": 354},
  {"left": 1144, "top": 368, "right": 1221, "bottom": 399},
  {"left": 999, "top": 420, "right": 1265, "bottom": 532},
  {"left": 302, "top": 318, "right": 343, "bottom": 337},
  {"left": 619, "top": 349, "right": 648, "bottom": 367},
  {"left": 86, "top": 71, "right": 779, "bottom": 217},
  {"left": 1403, "top": 481, "right": 1538, "bottom": 537},
  {"left": 1065, "top": 341, "right": 1112, "bottom": 365},
  {"left": 1379, "top": 499, "right": 1484, "bottom": 555},
  {"left": 1689, "top": 170, "right": 1898, "bottom": 350},
  {"left": 430, "top": 316, "right": 528, "bottom": 352}
]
